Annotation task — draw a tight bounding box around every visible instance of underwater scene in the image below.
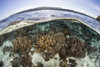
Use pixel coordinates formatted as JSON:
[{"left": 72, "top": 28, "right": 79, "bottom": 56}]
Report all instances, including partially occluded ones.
[{"left": 0, "top": 19, "right": 100, "bottom": 67}]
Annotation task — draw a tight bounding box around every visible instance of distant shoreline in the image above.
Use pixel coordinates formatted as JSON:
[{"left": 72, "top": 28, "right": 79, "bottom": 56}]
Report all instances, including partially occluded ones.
[{"left": 0, "top": 7, "right": 95, "bottom": 22}]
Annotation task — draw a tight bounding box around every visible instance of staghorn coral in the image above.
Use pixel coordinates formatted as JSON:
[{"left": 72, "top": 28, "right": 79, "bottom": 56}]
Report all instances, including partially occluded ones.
[
  {"left": 34, "top": 34, "right": 57, "bottom": 53},
  {"left": 13, "top": 36, "right": 32, "bottom": 55},
  {"left": 67, "top": 36, "right": 86, "bottom": 58}
]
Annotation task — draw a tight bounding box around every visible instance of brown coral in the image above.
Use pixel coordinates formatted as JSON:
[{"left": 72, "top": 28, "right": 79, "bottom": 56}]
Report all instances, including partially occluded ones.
[
  {"left": 13, "top": 36, "right": 32, "bottom": 55},
  {"left": 60, "top": 61, "right": 68, "bottom": 67},
  {"left": 69, "top": 59, "right": 77, "bottom": 67},
  {"left": 34, "top": 32, "right": 66, "bottom": 53},
  {"left": 67, "top": 36, "right": 86, "bottom": 58},
  {"left": 34, "top": 32, "right": 67, "bottom": 61},
  {"left": 54, "top": 33, "right": 66, "bottom": 44},
  {"left": 21, "top": 55, "right": 33, "bottom": 67},
  {"left": 34, "top": 34, "right": 57, "bottom": 53},
  {"left": 13, "top": 28, "right": 27, "bottom": 37}
]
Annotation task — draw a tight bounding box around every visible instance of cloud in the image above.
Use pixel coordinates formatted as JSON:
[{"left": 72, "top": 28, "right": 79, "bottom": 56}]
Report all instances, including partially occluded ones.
[
  {"left": 0, "top": 0, "right": 100, "bottom": 20},
  {"left": 81, "top": 0, "right": 100, "bottom": 17}
]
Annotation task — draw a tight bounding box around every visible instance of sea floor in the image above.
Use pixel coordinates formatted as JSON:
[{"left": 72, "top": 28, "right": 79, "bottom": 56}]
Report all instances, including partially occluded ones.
[{"left": 0, "top": 19, "right": 100, "bottom": 67}]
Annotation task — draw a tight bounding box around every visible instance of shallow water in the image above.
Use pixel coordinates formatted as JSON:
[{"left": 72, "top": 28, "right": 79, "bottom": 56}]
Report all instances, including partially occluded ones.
[{"left": 0, "top": 19, "right": 100, "bottom": 67}]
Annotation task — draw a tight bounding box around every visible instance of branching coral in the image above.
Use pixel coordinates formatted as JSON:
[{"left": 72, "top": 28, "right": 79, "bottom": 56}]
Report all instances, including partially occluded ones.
[
  {"left": 67, "top": 36, "right": 86, "bottom": 58},
  {"left": 13, "top": 28, "right": 27, "bottom": 37},
  {"left": 13, "top": 36, "right": 32, "bottom": 55},
  {"left": 34, "top": 32, "right": 66, "bottom": 53},
  {"left": 11, "top": 55, "right": 33, "bottom": 67},
  {"left": 21, "top": 55, "right": 33, "bottom": 67},
  {"left": 34, "top": 34, "right": 57, "bottom": 53},
  {"left": 60, "top": 61, "right": 68, "bottom": 67},
  {"left": 34, "top": 32, "right": 66, "bottom": 61}
]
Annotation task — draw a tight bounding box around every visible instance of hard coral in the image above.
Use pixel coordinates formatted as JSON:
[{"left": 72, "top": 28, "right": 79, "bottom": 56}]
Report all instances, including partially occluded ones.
[
  {"left": 21, "top": 55, "right": 33, "bottom": 67},
  {"left": 11, "top": 57, "right": 21, "bottom": 67},
  {"left": 13, "top": 36, "right": 32, "bottom": 55},
  {"left": 34, "top": 34, "right": 57, "bottom": 53},
  {"left": 67, "top": 36, "right": 86, "bottom": 58},
  {"left": 60, "top": 61, "right": 68, "bottom": 67},
  {"left": 34, "top": 32, "right": 66, "bottom": 53},
  {"left": 13, "top": 28, "right": 27, "bottom": 37},
  {"left": 34, "top": 32, "right": 66, "bottom": 61},
  {"left": 54, "top": 33, "right": 66, "bottom": 44}
]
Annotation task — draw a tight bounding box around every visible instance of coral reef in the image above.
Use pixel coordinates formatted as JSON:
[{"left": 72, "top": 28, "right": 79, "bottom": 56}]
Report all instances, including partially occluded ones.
[
  {"left": 34, "top": 32, "right": 66, "bottom": 53},
  {"left": 60, "top": 61, "right": 68, "bottom": 67},
  {"left": 64, "top": 30, "right": 70, "bottom": 35},
  {"left": 54, "top": 33, "right": 66, "bottom": 44},
  {"left": 69, "top": 59, "right": 77, "bottom": 67},
  {"left": 11, "top": 55, "right": 33, "bottom": 67},
  {"left": 34, "top": 32, "right": 66, "bottom": 61},
  {"left": 42, "top": 52, "right": 56, "bottom": 61},
  {"left": 35, "top": 62, "right": 44, "bottom": 67},
  {"left": 66, "top": 36, "right": 86, "bottom": 58},
  {"left": 13, "top": 28, "right": 27, "bottom": 37},
  {"left": 34, "top": 34, "right": 57, "bottom": 53},
  {"left": 12, "top": 36, "right": 33, "bottom": 67},
  {"left": 21, "top": 55, "right": 33, "bottom": 67},
  {"left": 1, "top": 19, "right": 100, "bottom": 67},
  {"left": 13, "top": 36, "right": 32, "bottom": 55},
  {"left": 11, "top": 57, "right": 21, "bottom": 67},
  {"left": 3, "top": 46, "right": 12, "bottom": 54}
]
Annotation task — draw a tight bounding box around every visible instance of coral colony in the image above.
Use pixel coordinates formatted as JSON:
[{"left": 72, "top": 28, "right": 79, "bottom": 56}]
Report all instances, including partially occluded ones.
[{"left": 0, "top": 19, "right": 100, "bottom": 67}]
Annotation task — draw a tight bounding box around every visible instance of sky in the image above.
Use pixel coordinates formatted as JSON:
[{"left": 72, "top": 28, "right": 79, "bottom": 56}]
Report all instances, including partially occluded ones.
[{"left": 0, "top": 0, "right": 100, "bottom": 20}]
